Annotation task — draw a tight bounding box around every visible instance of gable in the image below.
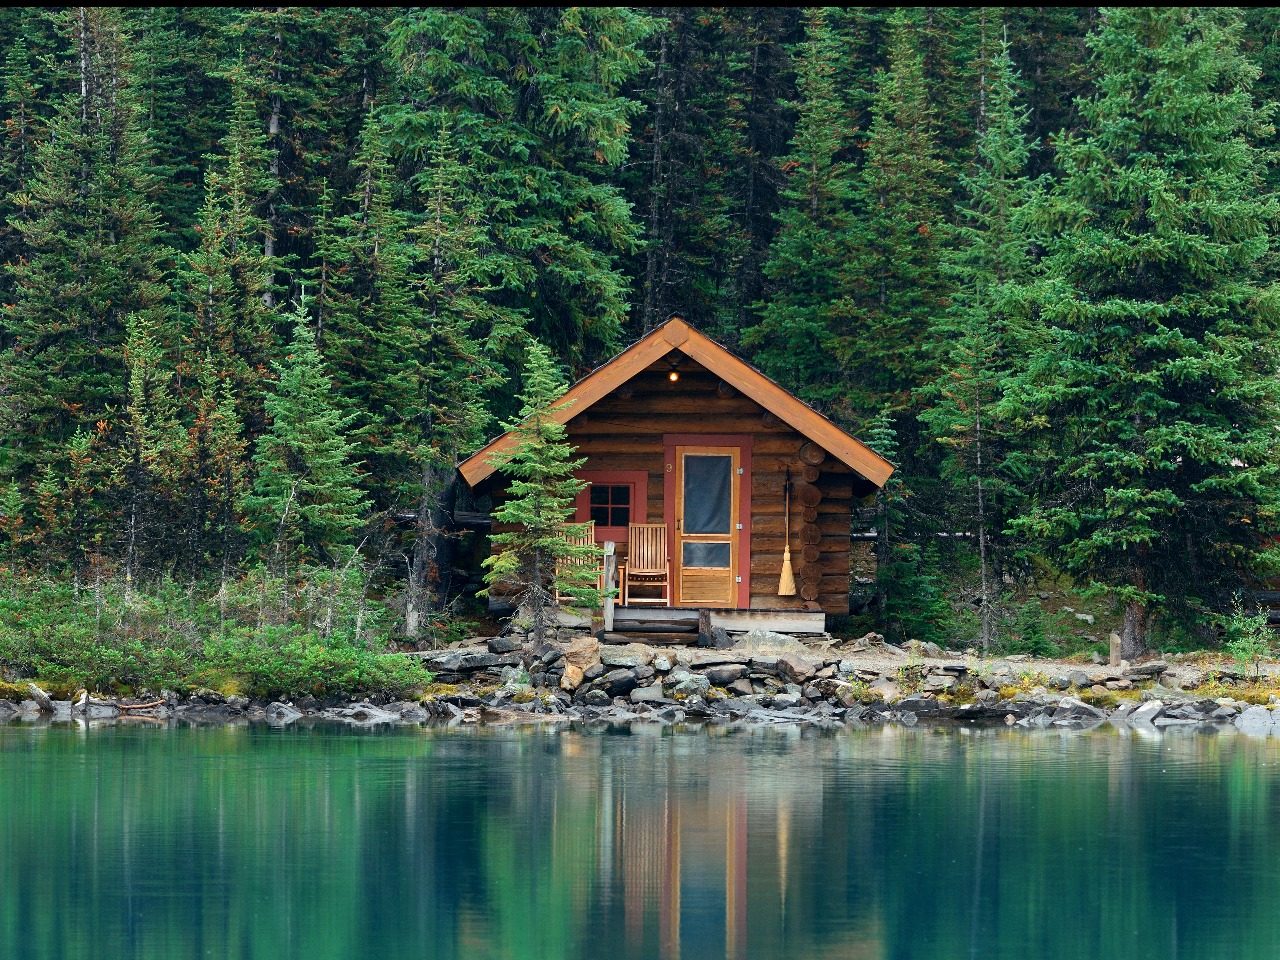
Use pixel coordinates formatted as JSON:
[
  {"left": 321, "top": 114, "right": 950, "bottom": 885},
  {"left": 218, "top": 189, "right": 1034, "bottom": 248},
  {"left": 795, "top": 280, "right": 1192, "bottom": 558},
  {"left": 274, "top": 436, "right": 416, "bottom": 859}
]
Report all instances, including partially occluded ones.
[{"left": 457, "top": 318, "right": 895, "bottom": 488}]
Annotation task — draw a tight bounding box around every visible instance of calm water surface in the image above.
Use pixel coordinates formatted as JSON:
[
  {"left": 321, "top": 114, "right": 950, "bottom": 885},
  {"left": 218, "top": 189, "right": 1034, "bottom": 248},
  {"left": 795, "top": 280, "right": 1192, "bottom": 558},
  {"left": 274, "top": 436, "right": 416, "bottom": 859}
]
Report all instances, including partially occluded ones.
[{"left": 3, "top": 721, "right": 1280, "bottom": 960}]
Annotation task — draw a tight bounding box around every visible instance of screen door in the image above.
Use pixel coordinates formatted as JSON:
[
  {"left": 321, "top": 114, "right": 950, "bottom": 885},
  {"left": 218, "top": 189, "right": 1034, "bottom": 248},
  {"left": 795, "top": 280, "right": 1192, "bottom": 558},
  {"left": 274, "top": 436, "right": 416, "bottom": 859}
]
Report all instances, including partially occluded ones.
[{"left": 674, "top": 446, "right": 740, "bottom": 606}]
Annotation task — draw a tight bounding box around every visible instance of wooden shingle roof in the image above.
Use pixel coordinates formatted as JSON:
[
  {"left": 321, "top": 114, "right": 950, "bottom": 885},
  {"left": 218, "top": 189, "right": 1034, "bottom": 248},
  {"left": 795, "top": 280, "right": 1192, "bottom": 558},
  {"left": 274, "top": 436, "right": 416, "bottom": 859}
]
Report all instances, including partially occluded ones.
[{"left": 458, "top": 317, "right": 895, "bottom": 488}]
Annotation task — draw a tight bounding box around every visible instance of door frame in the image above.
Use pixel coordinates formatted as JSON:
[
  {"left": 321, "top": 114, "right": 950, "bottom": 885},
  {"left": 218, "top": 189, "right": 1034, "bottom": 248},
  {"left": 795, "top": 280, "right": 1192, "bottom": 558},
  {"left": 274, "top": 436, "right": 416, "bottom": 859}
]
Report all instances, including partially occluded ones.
[{"left": 663, "top": 434, "right": 752, "bottom": 608}]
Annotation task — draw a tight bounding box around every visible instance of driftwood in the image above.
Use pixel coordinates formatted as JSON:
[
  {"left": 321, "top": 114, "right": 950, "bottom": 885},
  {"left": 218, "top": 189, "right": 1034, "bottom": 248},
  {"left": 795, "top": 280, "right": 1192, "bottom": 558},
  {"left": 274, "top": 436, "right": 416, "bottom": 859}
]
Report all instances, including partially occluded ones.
[
  {"left": 118, "top": 699, "right": 165, "bottom": 711},
  {"left": 26, "top": 682, "right": 53, "bottom": 713}
]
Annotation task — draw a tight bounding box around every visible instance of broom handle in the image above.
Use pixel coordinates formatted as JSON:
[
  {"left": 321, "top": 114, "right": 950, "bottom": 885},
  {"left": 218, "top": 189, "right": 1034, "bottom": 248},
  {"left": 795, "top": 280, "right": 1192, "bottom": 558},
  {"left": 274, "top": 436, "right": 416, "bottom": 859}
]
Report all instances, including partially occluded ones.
[{"left": 784, "top": 467, "right": 791, "bottom": 543}]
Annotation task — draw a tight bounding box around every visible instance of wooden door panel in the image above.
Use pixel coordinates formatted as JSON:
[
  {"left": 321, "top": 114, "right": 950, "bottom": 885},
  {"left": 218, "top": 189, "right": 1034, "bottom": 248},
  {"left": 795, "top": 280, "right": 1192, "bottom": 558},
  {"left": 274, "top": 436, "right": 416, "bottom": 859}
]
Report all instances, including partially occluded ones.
[{"left": 674, "top": 446, "right": 740, "bottom": 608}]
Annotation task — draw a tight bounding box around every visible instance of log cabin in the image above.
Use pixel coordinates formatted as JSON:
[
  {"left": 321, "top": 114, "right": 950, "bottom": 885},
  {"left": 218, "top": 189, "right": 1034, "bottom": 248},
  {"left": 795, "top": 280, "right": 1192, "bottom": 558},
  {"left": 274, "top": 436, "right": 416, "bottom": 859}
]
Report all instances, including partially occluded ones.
[{"left": 457, "top": 316, "right": 894, "bottom": 636}]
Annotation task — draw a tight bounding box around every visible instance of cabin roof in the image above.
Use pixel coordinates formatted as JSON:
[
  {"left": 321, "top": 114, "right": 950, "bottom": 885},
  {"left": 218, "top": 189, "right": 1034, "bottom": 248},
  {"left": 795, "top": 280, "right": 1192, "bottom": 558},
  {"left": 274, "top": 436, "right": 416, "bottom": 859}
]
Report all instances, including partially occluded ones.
[{"left": 458, "top": 317, "right": 895, "bottom": 488}]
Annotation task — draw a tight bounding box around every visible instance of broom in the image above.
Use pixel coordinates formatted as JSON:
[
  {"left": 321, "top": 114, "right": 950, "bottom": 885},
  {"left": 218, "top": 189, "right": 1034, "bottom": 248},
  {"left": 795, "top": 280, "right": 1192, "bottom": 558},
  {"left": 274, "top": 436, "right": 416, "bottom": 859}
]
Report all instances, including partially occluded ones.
[{"left": 778, "top": 466, "right": 797, "bottom": 596}]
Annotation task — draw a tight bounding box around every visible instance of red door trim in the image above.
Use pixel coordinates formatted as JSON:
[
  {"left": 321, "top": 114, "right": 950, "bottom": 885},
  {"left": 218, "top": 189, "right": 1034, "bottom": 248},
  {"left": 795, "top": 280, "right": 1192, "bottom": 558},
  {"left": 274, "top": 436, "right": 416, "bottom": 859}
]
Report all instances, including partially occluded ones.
[{"left": 662, "top": 433, "right": 752, "bottom": 608}]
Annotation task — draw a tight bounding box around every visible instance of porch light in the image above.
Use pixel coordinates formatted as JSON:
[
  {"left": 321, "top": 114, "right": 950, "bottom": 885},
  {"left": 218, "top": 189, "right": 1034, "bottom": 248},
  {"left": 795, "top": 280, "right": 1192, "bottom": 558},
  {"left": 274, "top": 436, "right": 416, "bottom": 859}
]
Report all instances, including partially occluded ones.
[{"left": 666, "top": 356, "right": 680, "bottom": 382}]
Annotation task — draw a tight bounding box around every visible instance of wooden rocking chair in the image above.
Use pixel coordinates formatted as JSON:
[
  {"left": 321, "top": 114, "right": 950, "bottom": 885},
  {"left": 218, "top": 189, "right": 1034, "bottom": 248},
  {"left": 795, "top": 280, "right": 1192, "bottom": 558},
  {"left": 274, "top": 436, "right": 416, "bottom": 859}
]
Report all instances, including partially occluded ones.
[
  {"left": 621, "top": 523, "right": 670, "bottom": 606},
  {"left": 555, "top": 521, "right": 601, "bottom": 605}
]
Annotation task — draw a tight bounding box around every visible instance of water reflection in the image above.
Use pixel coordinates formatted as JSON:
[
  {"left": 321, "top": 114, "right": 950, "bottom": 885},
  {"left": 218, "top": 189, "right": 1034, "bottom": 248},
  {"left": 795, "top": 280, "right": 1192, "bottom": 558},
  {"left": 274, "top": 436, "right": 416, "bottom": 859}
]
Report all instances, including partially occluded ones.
[{"left": 3, "top": 722, "right": 1280, "bottom": 960}]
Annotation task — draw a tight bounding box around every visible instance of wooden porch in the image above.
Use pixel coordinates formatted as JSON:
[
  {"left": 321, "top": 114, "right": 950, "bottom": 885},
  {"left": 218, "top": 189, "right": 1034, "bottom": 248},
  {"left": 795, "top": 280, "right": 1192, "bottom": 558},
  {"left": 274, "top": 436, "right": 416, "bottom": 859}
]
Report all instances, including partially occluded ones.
[{"left": 556, "top": 602, "right": 826, "bottom": 639}]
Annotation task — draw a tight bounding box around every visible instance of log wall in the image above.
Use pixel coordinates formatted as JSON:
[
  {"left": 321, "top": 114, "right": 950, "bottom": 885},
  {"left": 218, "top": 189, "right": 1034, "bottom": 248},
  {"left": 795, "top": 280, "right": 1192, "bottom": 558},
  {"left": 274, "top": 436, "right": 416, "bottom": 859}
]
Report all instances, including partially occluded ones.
[{"left": 481, "top": 354, "right": 877, "bottom": 615}]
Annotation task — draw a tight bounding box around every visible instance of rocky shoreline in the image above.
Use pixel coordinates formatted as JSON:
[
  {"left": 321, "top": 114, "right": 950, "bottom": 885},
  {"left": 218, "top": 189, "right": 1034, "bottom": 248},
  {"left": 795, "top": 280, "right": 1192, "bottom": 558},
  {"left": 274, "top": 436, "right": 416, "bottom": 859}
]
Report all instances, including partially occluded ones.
[{"left": 5, "top": 629, "right": 1280, "bottom": 736}]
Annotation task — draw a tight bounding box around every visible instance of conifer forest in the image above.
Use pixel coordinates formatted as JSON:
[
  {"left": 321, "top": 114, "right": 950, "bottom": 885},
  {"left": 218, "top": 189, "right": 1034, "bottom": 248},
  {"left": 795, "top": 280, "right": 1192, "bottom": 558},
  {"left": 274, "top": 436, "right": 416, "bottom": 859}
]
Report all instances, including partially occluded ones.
[{"left": 3, "top": 6, "right": 1280, "bottom": 693}]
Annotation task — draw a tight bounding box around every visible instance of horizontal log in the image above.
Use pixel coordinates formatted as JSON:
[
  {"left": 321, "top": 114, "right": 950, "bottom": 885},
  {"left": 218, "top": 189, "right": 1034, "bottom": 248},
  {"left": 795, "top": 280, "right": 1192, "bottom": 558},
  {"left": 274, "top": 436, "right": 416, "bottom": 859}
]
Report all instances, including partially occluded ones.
[
  {"left": 799, "top": 442, "right": 827, "bottom": 466},
  {"left": 567, "top": 415, "right": 799, "bottom": 436},
  {"left": 749, "top": 516, "right": 847, "bottom": 538},
  {"left": 751, "top": 555, "right": 848, "bottom": 578}
]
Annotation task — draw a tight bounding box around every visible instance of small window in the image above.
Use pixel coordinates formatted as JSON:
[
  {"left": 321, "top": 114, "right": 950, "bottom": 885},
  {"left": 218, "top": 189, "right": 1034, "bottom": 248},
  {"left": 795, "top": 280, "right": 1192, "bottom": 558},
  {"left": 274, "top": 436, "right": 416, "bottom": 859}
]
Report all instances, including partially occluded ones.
[{"left": 589, "top": 484, "right": 632, "bottom": 528}]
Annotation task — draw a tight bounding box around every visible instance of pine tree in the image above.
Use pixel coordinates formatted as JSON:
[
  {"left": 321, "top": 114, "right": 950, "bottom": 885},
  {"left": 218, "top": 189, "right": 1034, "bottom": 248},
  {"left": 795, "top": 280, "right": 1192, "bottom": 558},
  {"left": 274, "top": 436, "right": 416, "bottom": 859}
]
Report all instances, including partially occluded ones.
[
  {"left": 742, "top": 9, "right": 855, "bottom": 409},
  {"left": 1, "top": 8, "right": 170, "bottom": 556},
  {"left": 483, "top": 340, "right": 600, "bottom": 644},
  {"left": 246, "top": 299, "right": 368, "bottom": 568},
  {"left": 1009, "top": 7, "right": 1280, "bottom": 657},
  {"left": 918, "top": 38, "right": 1042, "bottom": 650}
]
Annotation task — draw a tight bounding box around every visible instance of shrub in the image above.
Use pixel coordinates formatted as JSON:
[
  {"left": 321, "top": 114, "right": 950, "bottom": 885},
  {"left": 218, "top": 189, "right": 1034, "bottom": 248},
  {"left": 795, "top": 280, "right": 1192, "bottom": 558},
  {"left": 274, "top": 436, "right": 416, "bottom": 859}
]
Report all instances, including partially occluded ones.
[{"left": 1221, "top": 594, "right": 1273, "bottom": 680}]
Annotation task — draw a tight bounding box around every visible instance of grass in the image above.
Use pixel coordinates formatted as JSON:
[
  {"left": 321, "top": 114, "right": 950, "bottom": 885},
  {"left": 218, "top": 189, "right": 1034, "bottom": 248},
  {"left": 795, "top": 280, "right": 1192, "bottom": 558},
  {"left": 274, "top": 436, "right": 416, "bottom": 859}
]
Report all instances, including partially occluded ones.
[{"left": 0, "top": 568, "right": 434, "bottom": 700}]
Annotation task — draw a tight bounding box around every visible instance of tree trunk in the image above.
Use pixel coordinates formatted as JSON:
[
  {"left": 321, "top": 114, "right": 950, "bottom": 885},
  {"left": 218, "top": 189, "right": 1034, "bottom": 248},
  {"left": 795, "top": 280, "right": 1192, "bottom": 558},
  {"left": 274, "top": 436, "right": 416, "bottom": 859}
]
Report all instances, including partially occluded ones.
[
  {"left": 1120, "top": 598, "right": 1148, "bottom": 661},
  {"left": 405, "top": 463, "right": 456, "bottom": 642}
]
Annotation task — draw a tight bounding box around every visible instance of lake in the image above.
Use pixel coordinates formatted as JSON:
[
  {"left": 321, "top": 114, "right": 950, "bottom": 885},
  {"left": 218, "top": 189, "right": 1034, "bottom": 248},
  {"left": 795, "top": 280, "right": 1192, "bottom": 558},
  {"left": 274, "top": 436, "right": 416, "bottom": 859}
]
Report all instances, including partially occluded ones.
[{"left": 3, "top": 721, "right": 1280, "bottom": 960}]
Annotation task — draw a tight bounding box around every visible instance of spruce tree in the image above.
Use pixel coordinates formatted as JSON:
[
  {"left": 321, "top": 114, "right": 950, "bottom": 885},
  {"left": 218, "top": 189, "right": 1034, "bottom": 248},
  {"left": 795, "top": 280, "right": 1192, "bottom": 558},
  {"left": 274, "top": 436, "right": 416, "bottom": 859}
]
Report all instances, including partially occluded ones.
[
  {"left": 1009, "top": 7, "right": 1280, "bottom": 656},
  {"left": 742, "top": 9, "right": 855, "bottom": 409},
  {"left": 383, "top": 7, "right": 654, "bottom": 366},
  {"left": 840, "top": 10, "right": 949, "bottom": 422},
  {"left": 402, "top": 114, "right": 509, "bottom": 636},
  {"left": 115, "top": 311, "right": 183, "bottom": 594},
  {"left": 178, "top": 62, "right": 280, "bottom": 438},
  {"left": 483, "top": 340, "right": 600, "bottom": 644},
  {"left": 246, "top": 299, "right": 368, "bottom": 568},
  {"left": 1, "top": 8, "right": 170, "bottom": 558},
  {"left": 918, "top": 39, "right": 1042, "bottom": 650},
  {"left": 313, "top": 109, "right": 507, "bottom": 636},
  {"left": 175, "top": 351, "right": 249, "bottom": 581}
]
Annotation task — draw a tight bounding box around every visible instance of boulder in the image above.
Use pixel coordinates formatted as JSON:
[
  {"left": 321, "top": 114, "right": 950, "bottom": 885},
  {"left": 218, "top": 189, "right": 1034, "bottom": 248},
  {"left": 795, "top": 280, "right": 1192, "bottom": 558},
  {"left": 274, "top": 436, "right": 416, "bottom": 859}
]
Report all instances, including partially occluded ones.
[
  {"left": 600, "top": 668, "right": 640, "bottom": 697},
  {"left": 1235, "top": 705, "right": 1275, "bottom": 737},
  {"left": 391, "top": 702, "right": 430, "bottom": 723},
  {"left": 1052, "top": 697, "right": 1106, "bottom": 722},
  {"left": 266, "top": 702, "right": 303, "bottom": 725},
  {"left": 560, "top": 663, "right": 585, "bottom": 692},
  {"left": 653, "top": 654, "right": 673, "bottom": 672},
  {"left": 1067, "top": 670, "right": 1092, "bottom": 689},
  {"left": 775, "top": 654, "right": 817, "bottom": 684},
  {"left": 727, "top": 678, "right": 755, "bottom": 697},
  {"left": 1128, "top": 699, "right": 1165, "bottom": 728},
  {"left": 601, "top": 644, "right": 654, "bottom": 669},
  {"left": 425, "top": 649, "right": 522, "bottom": 674},
  {"left": 630, "top": 684, "right": 667, "bottom": 704},
  {"left": 581, "top": 689, "right": 611, "bottom": 706},
  {"left": 1124, "top": 660, "right": 1168, "bottom": 679},
  {"left": 83, "top": 699, "right": 120, "bottom": 720},
  {"left": 565, "top": 636, "right": 601, "bottom": 670},
  {"left": 682, "top": 650, "right": 746, "bottom": 669},
  {"left": 326, "top": 702, "right": 399, "bottom": 724},
  {"left": 734, "top": 629, "right": 811, "bottom": 656},
  {"left": 670, "top": 672, "right": 710, "bottom": 697},
  {"left": 697, "top": 625, "right": 735, "bottom": 649},
  {"left": 704, "top": 664, "right": 749, "bottom": 687},
  {"left": 870, "top": 677, "right": 902, "bottom": 703},
  {"left": 487, "top": 635, "right": 523, "bottom": 654},
  {"left": 904, "top": 639, "right": 945, "bottom": 658}
]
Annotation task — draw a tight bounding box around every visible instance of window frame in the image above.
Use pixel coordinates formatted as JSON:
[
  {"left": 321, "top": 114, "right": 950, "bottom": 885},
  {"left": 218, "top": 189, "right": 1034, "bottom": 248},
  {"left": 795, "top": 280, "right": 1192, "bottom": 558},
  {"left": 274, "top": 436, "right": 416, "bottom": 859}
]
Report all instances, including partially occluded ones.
[{"left": 573, "top": 470, "right": 649, "bottom": 544}]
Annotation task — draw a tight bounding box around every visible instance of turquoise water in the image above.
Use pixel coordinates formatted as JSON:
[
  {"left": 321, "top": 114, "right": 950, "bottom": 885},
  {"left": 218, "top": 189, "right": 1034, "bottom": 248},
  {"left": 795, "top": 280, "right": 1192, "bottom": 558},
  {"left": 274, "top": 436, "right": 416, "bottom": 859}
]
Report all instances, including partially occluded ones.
[{"left": 3, "top": 721, "right": 1280, "bottom": 960}]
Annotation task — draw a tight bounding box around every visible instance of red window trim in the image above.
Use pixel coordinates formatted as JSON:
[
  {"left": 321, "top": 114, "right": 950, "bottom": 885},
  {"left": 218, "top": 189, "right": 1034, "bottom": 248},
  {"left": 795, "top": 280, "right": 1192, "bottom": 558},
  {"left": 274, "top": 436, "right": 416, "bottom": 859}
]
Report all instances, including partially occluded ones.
[
  {"left": 573, "top": 470, "right": 649, "bottom": 544},
  {"left": 662, "top": 433, "right": 752, "bottom": 609}
]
